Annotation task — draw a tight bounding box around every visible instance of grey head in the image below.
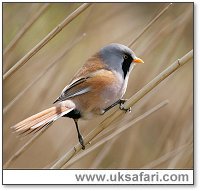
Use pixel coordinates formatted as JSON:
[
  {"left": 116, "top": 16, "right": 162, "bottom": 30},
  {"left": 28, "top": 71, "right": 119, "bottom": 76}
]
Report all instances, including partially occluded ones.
[{"left": 99, "top": 43, "right": 139, "bottom": 79}]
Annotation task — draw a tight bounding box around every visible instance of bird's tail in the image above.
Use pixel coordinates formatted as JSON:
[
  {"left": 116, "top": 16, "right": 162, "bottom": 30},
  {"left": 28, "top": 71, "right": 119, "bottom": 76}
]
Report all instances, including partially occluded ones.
[{"left": 11, "top": 105, "right": 74, "bottom": 136}]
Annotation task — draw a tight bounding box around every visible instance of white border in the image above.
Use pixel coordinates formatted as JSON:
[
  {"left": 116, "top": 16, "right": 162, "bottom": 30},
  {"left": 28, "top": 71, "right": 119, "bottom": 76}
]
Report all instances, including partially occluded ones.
[
  {"left": 1, "top": 0, "right": 198, "bottom": 189},
  {"left": 3, "top": 170, "right": 193, "bottom": 185}
]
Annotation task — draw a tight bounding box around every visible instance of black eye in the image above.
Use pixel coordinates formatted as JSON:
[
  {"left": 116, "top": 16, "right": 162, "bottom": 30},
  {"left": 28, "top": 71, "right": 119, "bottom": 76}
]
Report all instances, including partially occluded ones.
[{"left": 123, "top": 55, "right": 128, "bottom": 60}]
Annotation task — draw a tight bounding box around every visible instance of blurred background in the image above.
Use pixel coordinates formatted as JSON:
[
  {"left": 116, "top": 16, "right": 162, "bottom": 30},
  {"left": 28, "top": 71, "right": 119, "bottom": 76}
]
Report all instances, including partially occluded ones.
[{"left": 3, "top": 3, "right": 193, "bottom": 169}]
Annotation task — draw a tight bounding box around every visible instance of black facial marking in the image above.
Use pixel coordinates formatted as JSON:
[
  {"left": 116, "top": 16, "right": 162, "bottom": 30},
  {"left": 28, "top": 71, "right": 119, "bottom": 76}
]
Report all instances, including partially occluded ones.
[
  {"left": 122, "top": 54, "right": 133, "bottom": 79},
  {"left": 63, "top": 109, "right": 81, "bottom": 119}
]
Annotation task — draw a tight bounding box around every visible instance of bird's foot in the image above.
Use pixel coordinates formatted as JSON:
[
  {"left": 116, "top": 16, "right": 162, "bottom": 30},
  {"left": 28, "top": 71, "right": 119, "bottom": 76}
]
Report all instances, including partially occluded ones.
[{"left": 119, "top": 99, "right": 131, "bottom": 113}]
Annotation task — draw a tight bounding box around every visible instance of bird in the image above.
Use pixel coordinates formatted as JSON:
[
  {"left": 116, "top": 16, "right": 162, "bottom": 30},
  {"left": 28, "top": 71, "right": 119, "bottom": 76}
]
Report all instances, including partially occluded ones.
[{"left": 11, "top": 43, "right": 144, "bottom": 150}]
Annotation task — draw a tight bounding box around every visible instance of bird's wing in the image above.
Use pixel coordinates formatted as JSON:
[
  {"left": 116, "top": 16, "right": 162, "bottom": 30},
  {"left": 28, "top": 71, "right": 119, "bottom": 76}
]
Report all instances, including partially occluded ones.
[
  {"left": 53, "top": 76, "right": 91, "bottom": 103},
  {"left": 53, "top": 69, "right": 117, "bottom": 103}
]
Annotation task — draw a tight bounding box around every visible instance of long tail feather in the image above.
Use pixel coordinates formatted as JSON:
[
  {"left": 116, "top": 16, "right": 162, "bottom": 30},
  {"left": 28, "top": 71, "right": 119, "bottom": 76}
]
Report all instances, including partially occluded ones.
[{"left": 11, "top": 105, "right": 74, "bottom": 136}]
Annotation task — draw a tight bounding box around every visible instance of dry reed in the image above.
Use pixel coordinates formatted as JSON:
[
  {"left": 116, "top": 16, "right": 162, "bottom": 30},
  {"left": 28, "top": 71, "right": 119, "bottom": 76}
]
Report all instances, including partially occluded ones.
[
  {"left": 3, "top": 3, "right": 193, "bottom": 169},
  {"left": 3, "top": 3, "right": 91, "bottom": 80},
  {"left": 3, "top": 33, "right": 86, "bottom": 168},
  {"left": 128, "top": 3, "right": 172, "bottom": 48},
  {"left": 3, "top": 3, "right": 50, "bottom": 60},
  {"left": 51, "top": 50, "right": 192, "bottom": 169},
  {"left": 3, "top": 3, "right": 172, "bottom": 168},
  {"left": 62, "top": 100, "right": 169, "bottom": 169},
  {"left": 3, "top": 33, "right": 86, "bottom": 114}
]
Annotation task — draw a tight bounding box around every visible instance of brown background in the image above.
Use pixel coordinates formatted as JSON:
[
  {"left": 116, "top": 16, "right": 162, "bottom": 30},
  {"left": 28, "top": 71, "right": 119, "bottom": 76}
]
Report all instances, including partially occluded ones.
[{"left": 3, "top": 3, "right": 193, "bottom": 169}]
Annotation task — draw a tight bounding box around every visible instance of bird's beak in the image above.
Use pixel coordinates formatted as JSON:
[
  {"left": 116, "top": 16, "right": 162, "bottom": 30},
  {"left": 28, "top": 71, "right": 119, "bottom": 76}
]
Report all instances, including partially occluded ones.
[{"left": 133, "top": 57, "right": 144, "bottom": 64}]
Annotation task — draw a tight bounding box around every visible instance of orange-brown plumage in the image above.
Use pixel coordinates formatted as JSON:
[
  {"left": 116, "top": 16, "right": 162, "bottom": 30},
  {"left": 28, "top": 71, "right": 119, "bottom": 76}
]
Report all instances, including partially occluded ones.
[
  {"left": 72, "top": 53, "right": 106, "bottom": 79},
  {"left": 69, "top": 69, "right": 122, "bottom": 117},
  {"left": 11, "top": 104, "right": 75, "bottom": 136}
]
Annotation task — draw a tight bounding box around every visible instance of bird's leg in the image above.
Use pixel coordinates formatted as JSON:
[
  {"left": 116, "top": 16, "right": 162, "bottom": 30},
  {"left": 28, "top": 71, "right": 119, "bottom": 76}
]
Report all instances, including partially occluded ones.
[
  {"left": 103, "top": 99, "right": 131, "bottom": 114},
  {"left": 73, "top": 119, "right": 85, "bottom": 150},
  {"left": 103, "top": 100, "right": 121, "bottom": 113}
]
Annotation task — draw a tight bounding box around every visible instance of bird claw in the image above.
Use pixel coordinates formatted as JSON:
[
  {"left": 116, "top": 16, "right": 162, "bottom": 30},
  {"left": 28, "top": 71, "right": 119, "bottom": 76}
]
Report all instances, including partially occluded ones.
[
  {"left": 119, "top": 99, "right": 131, "bottom": 113},
  {"left": 82, "top": 145, "right": 85, "bottom": 150}
]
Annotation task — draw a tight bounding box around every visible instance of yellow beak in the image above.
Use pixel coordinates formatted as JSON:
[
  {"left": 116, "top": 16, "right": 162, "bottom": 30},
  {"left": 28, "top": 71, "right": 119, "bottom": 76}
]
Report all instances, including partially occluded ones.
[{"left": 133, "top": 57, "right": 144, "bottom": 64}]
